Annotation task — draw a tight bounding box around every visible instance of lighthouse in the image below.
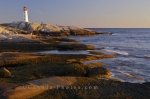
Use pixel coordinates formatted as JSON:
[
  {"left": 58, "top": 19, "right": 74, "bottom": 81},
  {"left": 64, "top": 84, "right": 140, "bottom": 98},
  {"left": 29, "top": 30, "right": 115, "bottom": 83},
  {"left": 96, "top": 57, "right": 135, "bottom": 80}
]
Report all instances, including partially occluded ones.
[{"left": 23, "top": 6, "right": 29, "bottom": 22}]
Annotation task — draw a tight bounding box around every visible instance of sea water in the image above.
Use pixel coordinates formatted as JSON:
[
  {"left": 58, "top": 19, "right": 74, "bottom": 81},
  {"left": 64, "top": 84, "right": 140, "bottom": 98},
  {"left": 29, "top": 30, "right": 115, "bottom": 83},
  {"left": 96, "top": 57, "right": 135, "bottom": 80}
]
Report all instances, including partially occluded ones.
[{"left": 72, "top": 28, "right": 150, "bottom": 83}]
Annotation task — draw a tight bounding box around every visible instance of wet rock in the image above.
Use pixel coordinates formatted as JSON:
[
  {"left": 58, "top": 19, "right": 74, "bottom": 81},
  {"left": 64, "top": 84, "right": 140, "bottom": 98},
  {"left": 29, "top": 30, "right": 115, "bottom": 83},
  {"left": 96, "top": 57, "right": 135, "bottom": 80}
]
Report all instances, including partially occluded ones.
[
  {"left": 55, "top": 43, "right": 95, "bottom": 50},
  {"left": 66, "top": 59, "right": 81, "bottom": 64},
  {"left": 69, "top": 29, "right": 96, "bottom": 36},
  {"left": 85, "top": 63, "right": 111, "bottom": 78}
]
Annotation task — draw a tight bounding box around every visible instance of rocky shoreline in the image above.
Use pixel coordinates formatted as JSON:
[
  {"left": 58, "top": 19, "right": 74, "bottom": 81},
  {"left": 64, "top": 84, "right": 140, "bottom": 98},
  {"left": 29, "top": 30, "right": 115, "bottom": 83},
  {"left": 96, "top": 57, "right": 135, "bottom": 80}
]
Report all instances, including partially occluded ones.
[
  {"left": 0, "top": 22, "right": 149, "bottom": 99},
  {"left": 0, "top": 22, "right": 108, "bottom": 37}
]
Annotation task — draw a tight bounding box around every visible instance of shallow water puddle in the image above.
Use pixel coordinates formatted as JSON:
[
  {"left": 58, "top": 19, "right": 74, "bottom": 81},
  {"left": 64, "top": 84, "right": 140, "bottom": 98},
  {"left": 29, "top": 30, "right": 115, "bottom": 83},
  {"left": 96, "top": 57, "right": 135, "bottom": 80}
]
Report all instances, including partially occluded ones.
[{"left": 36, "top": 50, "right": 90, "bottom": 55}]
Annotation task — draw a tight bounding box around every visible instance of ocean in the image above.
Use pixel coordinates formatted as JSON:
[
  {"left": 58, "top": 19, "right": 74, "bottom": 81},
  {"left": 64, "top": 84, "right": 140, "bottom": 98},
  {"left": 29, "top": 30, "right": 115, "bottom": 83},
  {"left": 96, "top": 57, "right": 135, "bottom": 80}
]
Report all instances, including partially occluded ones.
[{"left": 72, "top": 28, "right": 150, "bottom": 83}]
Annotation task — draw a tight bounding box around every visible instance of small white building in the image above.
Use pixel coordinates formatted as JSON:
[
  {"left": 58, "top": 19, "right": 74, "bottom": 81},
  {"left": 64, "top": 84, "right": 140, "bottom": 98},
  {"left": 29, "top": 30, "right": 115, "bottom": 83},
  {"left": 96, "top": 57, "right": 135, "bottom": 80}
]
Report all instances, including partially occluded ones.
[{"left": 23, "top": 6, "right": 29, "bottom": 23}]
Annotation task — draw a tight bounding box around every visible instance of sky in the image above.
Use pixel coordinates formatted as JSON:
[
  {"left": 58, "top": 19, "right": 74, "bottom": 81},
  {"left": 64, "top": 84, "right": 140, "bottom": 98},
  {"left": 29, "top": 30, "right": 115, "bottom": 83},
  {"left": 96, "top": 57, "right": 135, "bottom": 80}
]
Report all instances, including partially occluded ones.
[{"left": 0, "top": 0, "right": 150, "bottom": 28}]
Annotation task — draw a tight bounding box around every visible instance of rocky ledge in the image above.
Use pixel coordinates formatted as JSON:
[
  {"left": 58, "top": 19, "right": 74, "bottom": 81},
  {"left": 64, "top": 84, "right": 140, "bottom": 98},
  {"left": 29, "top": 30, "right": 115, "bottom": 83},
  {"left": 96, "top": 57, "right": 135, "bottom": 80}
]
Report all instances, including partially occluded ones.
[{"left": 0, "top": 22, "right": 111, "bottom": 37}]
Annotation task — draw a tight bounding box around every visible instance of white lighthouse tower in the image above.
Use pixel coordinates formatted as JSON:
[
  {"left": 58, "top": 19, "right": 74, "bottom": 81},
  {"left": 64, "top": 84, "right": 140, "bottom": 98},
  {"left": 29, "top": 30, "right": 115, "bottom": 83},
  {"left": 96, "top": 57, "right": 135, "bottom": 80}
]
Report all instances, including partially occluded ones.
[{"left": 23, "top": 6, "right": 29, "bottom": 22}]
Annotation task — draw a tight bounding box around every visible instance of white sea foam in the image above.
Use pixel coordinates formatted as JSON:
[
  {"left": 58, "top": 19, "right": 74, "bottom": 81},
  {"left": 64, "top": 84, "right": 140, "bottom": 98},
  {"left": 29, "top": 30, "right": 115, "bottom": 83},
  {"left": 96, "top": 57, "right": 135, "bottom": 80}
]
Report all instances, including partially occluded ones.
[
  {"left": 144, "top": 55, "right": 150, "bottom": 58},
  {"left": 102, "top": 49, "right": 129, "bottom": 56},
  {"left": 112, "top": 33, "right": 120, "bottom": 36}
]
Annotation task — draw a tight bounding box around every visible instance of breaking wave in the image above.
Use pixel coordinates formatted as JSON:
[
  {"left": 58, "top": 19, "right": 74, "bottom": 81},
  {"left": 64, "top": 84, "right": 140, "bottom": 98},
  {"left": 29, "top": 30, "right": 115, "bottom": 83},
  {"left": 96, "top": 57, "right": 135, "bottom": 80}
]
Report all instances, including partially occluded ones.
[{"left": 103, "top": 49, "right": 129, "bottom": 56}]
